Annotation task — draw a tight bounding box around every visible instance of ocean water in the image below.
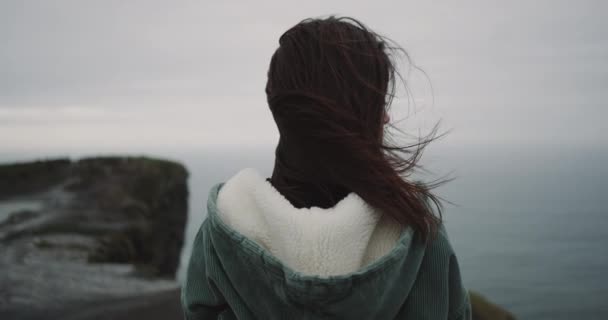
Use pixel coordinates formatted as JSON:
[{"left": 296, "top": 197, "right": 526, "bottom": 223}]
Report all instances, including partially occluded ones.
[
  {"left": 0, "top": 200, "right": 43, "bottom": 222},
  {"left": 1, "top": 143, "right": 607, "bottom": 319}
]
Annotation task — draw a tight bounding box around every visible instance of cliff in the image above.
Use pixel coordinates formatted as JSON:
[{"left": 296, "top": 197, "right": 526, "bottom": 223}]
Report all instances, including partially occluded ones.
[{"left": 0, "top": 157, "right": 188, "bottom": 318}]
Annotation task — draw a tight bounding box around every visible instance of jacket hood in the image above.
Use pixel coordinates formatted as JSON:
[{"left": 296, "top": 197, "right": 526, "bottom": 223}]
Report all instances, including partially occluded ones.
[
  {"left": 215, "top": 168, "right": 409, "bottom": 277},
  {"left": 201, "top": 168, "right": 429, "bottom": 318}
]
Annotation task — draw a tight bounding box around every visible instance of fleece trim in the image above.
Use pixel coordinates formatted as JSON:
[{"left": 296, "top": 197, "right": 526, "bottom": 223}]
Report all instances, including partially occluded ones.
[{"left": 215, "top": 167, "right": 405, "bottom": 277}]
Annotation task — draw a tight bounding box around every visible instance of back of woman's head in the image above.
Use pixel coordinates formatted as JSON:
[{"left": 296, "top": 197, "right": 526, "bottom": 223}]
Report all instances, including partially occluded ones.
[{"left": 265, "top": 16, "right": 449, "bottom": 242}]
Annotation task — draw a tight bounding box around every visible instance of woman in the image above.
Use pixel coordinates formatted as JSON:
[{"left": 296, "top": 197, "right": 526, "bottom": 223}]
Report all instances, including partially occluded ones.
[{"left": 182, "top": 16, "right": 471, "bottom": 320}]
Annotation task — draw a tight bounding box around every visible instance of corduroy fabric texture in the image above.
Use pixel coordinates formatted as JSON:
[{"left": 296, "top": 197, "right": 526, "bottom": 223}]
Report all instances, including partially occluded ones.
[{"left": 181, "top": 182, "right": 471, "bottom": 320}]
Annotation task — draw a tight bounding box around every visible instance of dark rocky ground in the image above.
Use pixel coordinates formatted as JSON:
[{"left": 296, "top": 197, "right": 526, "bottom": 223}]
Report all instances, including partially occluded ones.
[{"left": 0, "top": 157, "right": 188, "bottom": 319}]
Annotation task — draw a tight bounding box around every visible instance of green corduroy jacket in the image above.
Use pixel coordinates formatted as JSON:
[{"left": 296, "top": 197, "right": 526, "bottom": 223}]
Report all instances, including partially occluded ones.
[{"left": 181, "top": 182, "right": 472, "bottom": 320}]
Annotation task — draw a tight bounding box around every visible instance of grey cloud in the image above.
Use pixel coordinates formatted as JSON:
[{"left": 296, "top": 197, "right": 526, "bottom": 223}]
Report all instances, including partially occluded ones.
[{"left": 0, "top": 0, "right": 606, "bottom": 148}]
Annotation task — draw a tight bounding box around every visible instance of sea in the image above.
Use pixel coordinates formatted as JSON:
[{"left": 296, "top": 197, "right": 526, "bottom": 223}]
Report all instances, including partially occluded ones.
[{"left": 1, "top": 143, "right": 607, "bottom": 319}]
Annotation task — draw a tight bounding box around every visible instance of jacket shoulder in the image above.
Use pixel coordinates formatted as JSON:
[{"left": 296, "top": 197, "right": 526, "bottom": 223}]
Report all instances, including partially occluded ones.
[
  {"left": 412, "top": 224, "right": 471, "bottom": 320},
  {"left": 424, "top": 224, "right": 457, "bottom": 259}
]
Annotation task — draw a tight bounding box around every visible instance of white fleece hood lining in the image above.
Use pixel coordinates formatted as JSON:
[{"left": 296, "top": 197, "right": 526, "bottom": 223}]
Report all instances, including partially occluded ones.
[{"left": 215, "top": 168, "right": 404, "bottom": 277}]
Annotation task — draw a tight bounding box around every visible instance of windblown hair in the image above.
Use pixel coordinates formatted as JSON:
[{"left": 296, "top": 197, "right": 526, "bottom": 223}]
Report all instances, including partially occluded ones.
[{"left": 265, "top": 16, "right": 451, "bottom": 242}]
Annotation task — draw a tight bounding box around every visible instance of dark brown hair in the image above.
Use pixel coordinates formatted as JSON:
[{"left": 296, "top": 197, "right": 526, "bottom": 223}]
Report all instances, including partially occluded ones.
[{"left": 265, "top": 16, "right": 451, "bottom": 242}]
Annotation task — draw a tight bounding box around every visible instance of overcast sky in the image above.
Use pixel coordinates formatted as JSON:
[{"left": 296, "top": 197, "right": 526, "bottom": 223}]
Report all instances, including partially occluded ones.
[{"left": 1, "top": 0, "right": 606, "bottom": 152}]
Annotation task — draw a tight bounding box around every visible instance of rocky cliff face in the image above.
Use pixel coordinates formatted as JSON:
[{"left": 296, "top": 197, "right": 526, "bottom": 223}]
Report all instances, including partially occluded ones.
[{"left": 0, "top": 157, "right": 188, "bottom": 318}]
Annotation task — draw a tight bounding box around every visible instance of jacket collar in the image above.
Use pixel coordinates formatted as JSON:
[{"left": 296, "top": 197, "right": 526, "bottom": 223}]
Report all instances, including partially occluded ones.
[{"left": 214, "top": 168, "right": 407, "bottom": 277}]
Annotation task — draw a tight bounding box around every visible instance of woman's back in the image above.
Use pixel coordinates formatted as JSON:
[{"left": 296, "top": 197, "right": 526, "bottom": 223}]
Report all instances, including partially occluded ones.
[
  {"left": 181, "top": 172, "right": 470, "bottom": 319},
  {"left": 181, "top": 15, "right": 471, "bottom": 319}
]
